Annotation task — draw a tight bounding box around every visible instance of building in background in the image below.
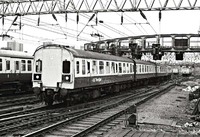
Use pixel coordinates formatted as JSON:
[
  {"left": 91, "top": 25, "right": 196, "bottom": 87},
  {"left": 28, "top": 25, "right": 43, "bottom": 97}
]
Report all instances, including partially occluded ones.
[{"left": 7, "top": 40, "right": 23, "bottom": 51}]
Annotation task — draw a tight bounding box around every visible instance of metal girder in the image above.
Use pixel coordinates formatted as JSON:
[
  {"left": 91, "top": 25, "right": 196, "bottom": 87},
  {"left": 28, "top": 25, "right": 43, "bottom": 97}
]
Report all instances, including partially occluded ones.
[{"left": 0, "top": 0, "right": 199, "bottom": 16}]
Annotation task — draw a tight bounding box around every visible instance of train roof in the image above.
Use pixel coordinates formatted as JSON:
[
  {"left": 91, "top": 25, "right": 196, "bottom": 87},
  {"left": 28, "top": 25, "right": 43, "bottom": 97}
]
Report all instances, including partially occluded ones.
[
  {"left": 67, "top": 48, "right": 133, "bottom": 62},
  {"left": 35, "top": 44, "right": 155, "bottom": 65},
  {"left": 0, "top": 49, "right": 33, "bottom": 59}
]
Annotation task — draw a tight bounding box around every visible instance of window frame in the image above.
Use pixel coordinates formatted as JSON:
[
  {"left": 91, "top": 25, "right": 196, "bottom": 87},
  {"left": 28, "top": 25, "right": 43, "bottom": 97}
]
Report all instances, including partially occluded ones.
[
  {"left": 6, "top": 60, "right": 10, "bottom": 71},
  {"left": 0, "top": 58, "right": 2, "bottom": 71},
  {"left": 99, "top": 60, "right": 104, "bottom": 74},
  {"left": 63, "top": 60, "right": 71, "bottom": 74},
  {"left": 27, "top": 60, "right": 32, "bottom": 71},
  {"left": 35, "top": 59, "right": 42, "bottom": 73}
]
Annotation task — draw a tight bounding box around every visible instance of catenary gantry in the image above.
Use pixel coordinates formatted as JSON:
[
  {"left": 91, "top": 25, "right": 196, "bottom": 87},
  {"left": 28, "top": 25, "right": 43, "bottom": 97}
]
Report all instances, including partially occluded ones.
[{"left": 0, "top": 0, "right": 200, "bottom": 16}]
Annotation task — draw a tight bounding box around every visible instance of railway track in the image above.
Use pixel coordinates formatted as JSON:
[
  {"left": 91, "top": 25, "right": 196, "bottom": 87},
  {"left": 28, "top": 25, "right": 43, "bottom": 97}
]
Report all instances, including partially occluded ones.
[
  {"left": 0, "top": 94, "right": 40, "bottom": 115},
  {"left": 1, "top": 86, "right": 153, "bottom": 136},
  {"left": 20, "top": 83, "right": 174, "bottom": 137},
  {"left": 0, "top": 84, "right": 155, "bottom": 119}
]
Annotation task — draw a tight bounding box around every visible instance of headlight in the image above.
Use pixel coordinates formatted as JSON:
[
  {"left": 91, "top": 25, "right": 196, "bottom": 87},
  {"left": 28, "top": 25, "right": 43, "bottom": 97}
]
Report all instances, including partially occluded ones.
[
  {"left": 62, "top": 75, "right": 71, "bottom": 82},
  {"left": 34, "top": 73, "right": 41, "bottom": 81}
]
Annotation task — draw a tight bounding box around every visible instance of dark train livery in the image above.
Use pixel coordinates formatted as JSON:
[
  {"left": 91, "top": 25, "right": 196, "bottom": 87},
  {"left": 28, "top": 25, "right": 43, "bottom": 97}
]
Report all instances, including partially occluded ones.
[
  {"left": 0, "top": 49, "right": 33, "bottom": 95},
  {"left": 33, "top": 44, "right": 172, "bottom": 105}
]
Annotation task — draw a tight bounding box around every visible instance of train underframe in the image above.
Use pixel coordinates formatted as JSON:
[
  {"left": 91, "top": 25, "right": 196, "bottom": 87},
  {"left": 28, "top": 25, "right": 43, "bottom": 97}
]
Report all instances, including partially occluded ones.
[
  {"left": 35, "top": 75, "right": 171, "bottom": 106},
  {"left": 0, "top": 81, "right": 32, "bottom": 95},
  {"left": 0, "top": 73, "right": 32, "bottom": 95}
]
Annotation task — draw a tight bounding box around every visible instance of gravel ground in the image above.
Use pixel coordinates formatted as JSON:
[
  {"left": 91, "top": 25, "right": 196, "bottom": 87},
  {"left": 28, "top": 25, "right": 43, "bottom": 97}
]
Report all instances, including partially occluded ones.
[{"left": 136, "top": 79, "right": 200, "bottom": 135}]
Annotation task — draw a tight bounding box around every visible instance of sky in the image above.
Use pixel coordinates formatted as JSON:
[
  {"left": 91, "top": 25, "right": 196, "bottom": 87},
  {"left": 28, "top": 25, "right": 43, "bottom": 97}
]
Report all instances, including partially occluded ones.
[{"left": 0, "top": 8, "right": 200, "bottom": 55}]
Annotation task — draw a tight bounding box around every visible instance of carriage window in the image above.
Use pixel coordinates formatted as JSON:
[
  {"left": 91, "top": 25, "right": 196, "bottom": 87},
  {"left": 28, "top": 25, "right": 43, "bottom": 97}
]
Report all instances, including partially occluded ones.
[
  {"left": 76, "top": 61, "right": 80, "bottom": 74},
  {"left": 142, "top": 65, "right": 144, "bottom": 72},
  {"left": 87, "top": 61, "right": 90, "bottom": 74},
  {"left": 130, "top": 64, "right": 133, "bottom": 73},
  {"left": 127, "top": 63, "right": 129, "bottom": 73},
  {"left": 99, "top": 61, "right": 104, "bottom": 74},
  {"left": 28, "top": 60, "right": 32, "bottom": 71},
  {"left": 15, "top": 61, "right": 19, "bottom": 71},
  {"left": 36, "top": 59, "right": 42, "bottom": 72},
  {"left": 21, "top": 60, "right": 26, "bottom": 71},
  {"left": 158, "top": 66, "right": 160, "bottom": 73},
  {"left": 92, "top": 61, "right": 98, "bottom": 74},
  {"left": 116, "top": 63, "right": 118, "bottom": 73},
  {"left": 123, "top": 63, "right": 126, "bottom": 73},
  {"left": 136, "top": 65, "right": 138, "bottom": 73},
  {"left": 0, "top": 59, "right": 2, "bottom": 71},
  {"left": 6, "top": 60, "right": 10, "bottom": 70},
  {"left": 111, "top": 62, "right": 115, "bottom": 73},
  {"left": 63, "top": 60, "right": 70, "bottom": 73},
  {"left": 82, "top": 60, "right": 86, "bottom": 75},
  {"left": 119, "top": 63, "right": 122, "bottom": 73},
  {"left": 139, "top": 65, "right": 142, "bottom": 73},
  {"left": 106, "top": 62, "right": 110, "bottom": 74}
]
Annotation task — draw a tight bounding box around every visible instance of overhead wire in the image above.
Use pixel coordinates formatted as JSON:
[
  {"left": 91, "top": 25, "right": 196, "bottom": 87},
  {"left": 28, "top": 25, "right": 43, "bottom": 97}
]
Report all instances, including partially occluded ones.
[
  {"left": 57, "top": 14, "right": 112, "bottom": 38},
  {"left": 81, "top": 13, "right": 129, "bottom": 37},
  {"left": 1, "top": 0, "right": 158, "bottom": 45},
  {"left": 4, "top": 17, "right": 92, "bottom": 42},
  {"left": 57, "top": 0, "right": 130, "bottom": 38},
  {"left": 23, "top": 16, "right": 91, "bottom": 36},
  {"left": 105, "top": 0, "right": 149, "bottom": 35},
  {"left": 123, "top": 12, "right": 148, "bottom": 35},
  {"left": 117, "top": 12, "right": 146, "bottom": 35}
]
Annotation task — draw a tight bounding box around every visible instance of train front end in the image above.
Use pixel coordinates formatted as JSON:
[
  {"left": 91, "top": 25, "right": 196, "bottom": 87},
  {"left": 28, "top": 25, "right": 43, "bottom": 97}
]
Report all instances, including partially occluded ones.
[{"left": 32, "top": 45, "right": 74, "bottom": 105}]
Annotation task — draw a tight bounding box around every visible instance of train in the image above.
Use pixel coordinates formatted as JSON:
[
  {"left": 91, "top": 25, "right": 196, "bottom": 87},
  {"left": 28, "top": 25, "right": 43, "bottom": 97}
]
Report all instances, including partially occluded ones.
[
  {"left": 172, "top": 68, "right": 179, "bottom": 75},
  {"left": 0, "top": 49, "right": 33, "bottom": 95},
  {"left": 181, "top": 66, "right": 192, "bottom": 76},
  {"left": 32, "top": 44, "right": 172, "bottom": 105}
]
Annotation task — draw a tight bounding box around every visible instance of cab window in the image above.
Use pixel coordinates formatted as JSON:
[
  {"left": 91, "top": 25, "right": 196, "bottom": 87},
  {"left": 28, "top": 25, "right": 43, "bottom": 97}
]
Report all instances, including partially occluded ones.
[
  {"left": 36, "top": 59, "right": 42, "bottom": 72},
  {"left": 63, "top": 60, "right": 70, "bottom": 73}
]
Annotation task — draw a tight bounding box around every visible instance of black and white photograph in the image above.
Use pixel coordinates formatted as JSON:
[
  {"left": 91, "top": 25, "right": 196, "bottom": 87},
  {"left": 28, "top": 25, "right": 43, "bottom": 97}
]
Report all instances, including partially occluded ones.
[{"left": 0, "top": 0, "right": 200, "bottom": 137}]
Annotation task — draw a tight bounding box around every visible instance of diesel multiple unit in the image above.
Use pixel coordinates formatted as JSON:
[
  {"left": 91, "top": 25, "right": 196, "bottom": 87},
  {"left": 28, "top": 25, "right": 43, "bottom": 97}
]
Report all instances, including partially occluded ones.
[{"left": 32, "top": 44, "right": 172, "bottom": 105}]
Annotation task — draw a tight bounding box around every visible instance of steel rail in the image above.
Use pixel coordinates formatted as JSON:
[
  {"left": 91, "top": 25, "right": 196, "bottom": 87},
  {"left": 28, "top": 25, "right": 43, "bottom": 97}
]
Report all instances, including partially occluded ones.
[{"left": 22, "top": 83, "right": 174, "bottom": 137}]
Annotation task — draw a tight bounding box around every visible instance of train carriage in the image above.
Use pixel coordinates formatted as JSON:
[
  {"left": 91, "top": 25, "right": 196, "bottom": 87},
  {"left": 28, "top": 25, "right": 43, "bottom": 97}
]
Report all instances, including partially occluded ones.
[
  {"left": 181, "top": 66, "right": 192, "bottom": 76},
  {"left": 0, "top": 49, "right": 33, "bottom": 94},
  {"left": 33, "top": 44, "right": 171, "bottom": 105}
]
